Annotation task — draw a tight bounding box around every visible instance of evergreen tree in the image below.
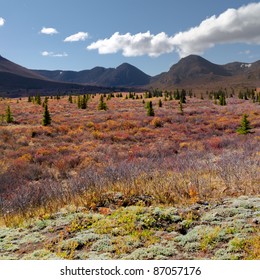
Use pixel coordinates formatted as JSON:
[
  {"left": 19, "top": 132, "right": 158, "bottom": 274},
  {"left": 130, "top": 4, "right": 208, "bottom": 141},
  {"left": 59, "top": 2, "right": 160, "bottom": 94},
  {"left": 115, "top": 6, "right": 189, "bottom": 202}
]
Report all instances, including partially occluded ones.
[
  {"left": 0, "top": 114, "right": 4, "bottom": 124},
  {"left": 236, "top": 114, "right": 252, "bottom": 135},
  {"left": 35, "top": 95, "right": 41, "bottom": 105},
  {"left": 81, "top": 94, "right": 88, "bottom": 109},
  {"left": 179, "top": 100, "right": 184, "bottom": 115},
  {"left": 42, "top": 104, "right": 52, "bottom": 126},
  {"left": 98, "top": 95, "right": 108, "bottom": 110},
  {"left": 238, "top": 91, "right": 243, "bottom": 99},
  {"left": 174, "top": 89, "right": 180, "bottom": 100},
  {"left": 180, "top": 89, "right": 186, "bottom": 103},
  {"left": 146, "top": 101, "right": 155, "bottom": 116},
  {"left": 77, "top": 95, "right": 82, "bottom": 108},
  {"left": 28, "top": 96, "right": 32, "bottom": 102},
  {"left": 5, "top": 105, "right": 14, "bottom": 123},
  {"left": 43, "top": 96, "right": 48, "bottom": 107},
  {"left": 68, "top": 95, "right": 73, "bottom": 103},
  {"left": 219, "top": 93, "right": 227, "bottom": 106},
  {"left": 158, "top": 99, "right": 162, "bottom": 107}
]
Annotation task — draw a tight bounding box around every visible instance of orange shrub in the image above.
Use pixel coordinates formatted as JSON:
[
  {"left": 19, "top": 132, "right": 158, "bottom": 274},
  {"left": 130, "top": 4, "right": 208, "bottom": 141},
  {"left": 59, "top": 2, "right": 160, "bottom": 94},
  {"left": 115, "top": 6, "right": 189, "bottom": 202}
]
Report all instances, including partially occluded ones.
[{"left": 150, "top": 117, "right": 163, "bottom": 128}]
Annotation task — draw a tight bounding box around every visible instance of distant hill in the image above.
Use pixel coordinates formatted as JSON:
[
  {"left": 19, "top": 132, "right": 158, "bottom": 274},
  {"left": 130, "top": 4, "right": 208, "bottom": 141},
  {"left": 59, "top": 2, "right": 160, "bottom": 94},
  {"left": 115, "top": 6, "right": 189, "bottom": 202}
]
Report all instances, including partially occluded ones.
[
  {"left": 151, "top": 55, "right": 260, "bottom": 90},
  {"left": 0, "top": 56, "right": 113, "bottom": 97},
  {"left": 0, "top": 55, "right": 48, "bottom": 80},
  {"left": 153, "top": 55, "right": 230, "bottom": 84},
  {"left": 34, "top": 63, "right": 151, "bottom": 87},
  {"left": 1, "top": 54, "right": 260, "bottom": 96}
]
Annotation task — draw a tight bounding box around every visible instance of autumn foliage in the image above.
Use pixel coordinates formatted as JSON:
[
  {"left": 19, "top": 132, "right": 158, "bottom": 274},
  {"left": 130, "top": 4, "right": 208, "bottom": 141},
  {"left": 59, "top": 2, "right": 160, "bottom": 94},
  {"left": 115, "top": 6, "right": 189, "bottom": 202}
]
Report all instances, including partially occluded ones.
[{"left": 0, "top": 91, "right": 259, "bottom": 224}]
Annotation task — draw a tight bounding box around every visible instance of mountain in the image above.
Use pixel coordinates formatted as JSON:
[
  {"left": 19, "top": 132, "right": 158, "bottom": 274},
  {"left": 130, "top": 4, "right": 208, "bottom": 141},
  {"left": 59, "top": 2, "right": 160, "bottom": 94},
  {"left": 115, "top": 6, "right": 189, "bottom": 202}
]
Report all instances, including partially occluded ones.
[
  {"left": 0, "top": 55, "right": 112, "bottom": 97},
  {"left": 1, "top": 54, "right": 260, "bottom": 97},
  {"left": 0, "top": 55, "right": 48, "bottom": 80},
  {"left": 151, "top": 55, "right": 231, "bottom": 87},
  {"left": 33, "top": 63, "right": 151, "bottom": 87},
  {"left": 151, "top": 55, "right": 260, "bottom": 89}
]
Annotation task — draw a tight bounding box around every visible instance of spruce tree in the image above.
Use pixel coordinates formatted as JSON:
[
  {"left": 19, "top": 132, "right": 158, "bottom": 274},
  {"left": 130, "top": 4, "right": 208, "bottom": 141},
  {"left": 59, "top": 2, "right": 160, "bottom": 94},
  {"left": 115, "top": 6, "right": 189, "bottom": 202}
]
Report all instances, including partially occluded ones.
[
  {"left": 219, "top": 93, "right": 227, "bottom": 106},
  {"left": 81, "top": 94, "right": 88, "bottom": 109},
  {"left": 146, "top": 101, "right": 155, "bottom": 116},
  {"left": 5, "top": 105, "right": 14, "bottom": 123},
  {"left": 35, "top": 95, "right": 41, "bottom": 105},
  {"left": 42, "top": 104, "right": 52, "bottom": 126},
  {"left": 179, "top": 100, "right": 184, "bottom": 115},
  {"left": 98, "top": 95, "right": 108, "bottom": 110},
  {"left": 180, "top": 89, "right": 186, "bottom": 103},
  {"left": 174, "top": 89, "right": 180, "bottom": 100},
  {"left": 43, "top": 96, "right": 48, "bottom": 107},
  {"left": 158, "top": 99, "right": 162, "bottom": 107},
  {"left": 236, "top": 114, "right": 252, "bottom": 135},
  {"left": 77, "top": 95, "right": 82, "bottom": 108}
]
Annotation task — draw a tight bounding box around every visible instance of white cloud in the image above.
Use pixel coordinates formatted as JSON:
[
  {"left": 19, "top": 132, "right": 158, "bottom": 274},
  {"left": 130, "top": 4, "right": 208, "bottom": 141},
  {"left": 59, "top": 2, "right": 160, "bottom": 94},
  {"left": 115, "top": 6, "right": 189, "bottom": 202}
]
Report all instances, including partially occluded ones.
[
  {"left": 87, "top": 31, "right": 175, "bottom": 57},
  {"left": 64, "top": 32, "right": 89, "bottom": 42},
  {"left": 87, "top": 2, "right": 260, "bottom": 58},
  {"left": 41, "top": 51, "right": 68, "bottom": 57},
  {"left": 239, "top": 49, "right": 251, "bottom": 55},
  {"left": 40, "top": 27, "right": 58, "bottom": 35},
  {"left": 171, "top": 2, "right": 260, "bottom": 57},
  {"left": 0, "top": 17, "right": 5, "bottom": 27}
]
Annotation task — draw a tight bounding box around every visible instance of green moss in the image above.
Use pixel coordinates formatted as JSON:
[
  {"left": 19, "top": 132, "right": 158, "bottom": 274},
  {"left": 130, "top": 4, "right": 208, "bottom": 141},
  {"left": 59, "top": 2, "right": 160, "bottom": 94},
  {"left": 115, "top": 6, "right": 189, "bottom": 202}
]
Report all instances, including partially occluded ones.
[
  {"left": 125, "top": 243, "right": 177, "bottom": 260},
  {"left": 91, "top": 238, "right": 114, "bottom": 253},
  {"left": 200, "top": 226, "right": 222, "bottom": 251},
  {"left": 184, "top": 242, "right": 201, "bottom": 252},
  {"left": 174, "top": 226, "right": 203, "bottom": 245},
  {"left": 228, "top": 237, "right": 246, "bottom": 253},
  {"left": 85, "top": 252, "right": 113, "bottom": 260},
  {"left": 21, "top": 249, "right": 60, "bottom": 260},
  {"left": 18, "top": 232, "right": 44, "bottom": 244},
  {"left": 0, "top": 241, "right": 19, "bottom": 252},
  {"left": 214, "top": 248, "right": 241, "bottom": 260}
]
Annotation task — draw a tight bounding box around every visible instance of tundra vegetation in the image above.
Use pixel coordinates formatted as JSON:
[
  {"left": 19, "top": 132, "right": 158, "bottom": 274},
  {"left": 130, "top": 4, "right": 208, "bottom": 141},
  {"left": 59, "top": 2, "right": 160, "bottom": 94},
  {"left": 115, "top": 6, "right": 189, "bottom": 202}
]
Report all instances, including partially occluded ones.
[{"left": 0, "top": 89, "right": 259, "bottom": 259}]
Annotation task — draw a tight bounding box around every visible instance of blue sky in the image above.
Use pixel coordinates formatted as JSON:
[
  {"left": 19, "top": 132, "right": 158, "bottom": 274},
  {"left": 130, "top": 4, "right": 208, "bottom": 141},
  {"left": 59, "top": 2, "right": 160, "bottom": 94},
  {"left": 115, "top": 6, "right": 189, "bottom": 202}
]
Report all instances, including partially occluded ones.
[{"left": 0, "top": 0, "right": 260, "bottom": 75}]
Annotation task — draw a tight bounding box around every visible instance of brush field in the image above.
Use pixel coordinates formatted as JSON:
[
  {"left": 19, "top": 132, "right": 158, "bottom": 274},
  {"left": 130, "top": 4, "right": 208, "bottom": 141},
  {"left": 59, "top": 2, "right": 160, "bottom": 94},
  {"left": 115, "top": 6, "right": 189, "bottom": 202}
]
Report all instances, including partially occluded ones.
[{"left": 0, "top": 91, "right": 259, "bottom": 259}]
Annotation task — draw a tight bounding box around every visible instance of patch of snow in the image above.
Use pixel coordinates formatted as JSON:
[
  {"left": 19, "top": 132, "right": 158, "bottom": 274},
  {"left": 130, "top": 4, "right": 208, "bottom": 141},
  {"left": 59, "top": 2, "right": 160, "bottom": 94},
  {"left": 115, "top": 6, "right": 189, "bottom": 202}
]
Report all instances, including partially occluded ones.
[{"left": 240, "top": 63, "right": 252, "bottom": 68}]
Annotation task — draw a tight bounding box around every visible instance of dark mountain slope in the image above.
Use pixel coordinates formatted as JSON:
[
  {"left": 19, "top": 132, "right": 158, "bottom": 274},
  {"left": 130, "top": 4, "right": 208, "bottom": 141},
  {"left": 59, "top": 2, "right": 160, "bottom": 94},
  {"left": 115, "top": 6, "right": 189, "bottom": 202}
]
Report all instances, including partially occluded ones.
[
  {"left": 0, "top": 55, "right": 48, "bottom": 80},
  {"left": 34, "top": 63, "right": 151, "bottom": 87},
  {"left": 0, "top": 56, "right": 113, "bottom": 97},
  {"left": 151, "top": 55, "right": 231, "bottom": 86}
]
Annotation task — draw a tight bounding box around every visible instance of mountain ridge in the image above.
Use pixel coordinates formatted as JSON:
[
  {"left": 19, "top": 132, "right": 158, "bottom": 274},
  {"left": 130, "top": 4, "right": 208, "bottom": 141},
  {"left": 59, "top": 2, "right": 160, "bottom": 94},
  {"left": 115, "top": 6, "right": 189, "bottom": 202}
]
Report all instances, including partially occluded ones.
[
  {"left": 33, "top": 62, "right": 151, "bottom": 87},
  {"left": 1, "top": 54, "right": 260, "bottom": 97},
  {"left": 0, "top": 55, "right": 116, "bottom": 97},
  {"left": 33, "top": 54, "right": 260, "bottom": 89}
]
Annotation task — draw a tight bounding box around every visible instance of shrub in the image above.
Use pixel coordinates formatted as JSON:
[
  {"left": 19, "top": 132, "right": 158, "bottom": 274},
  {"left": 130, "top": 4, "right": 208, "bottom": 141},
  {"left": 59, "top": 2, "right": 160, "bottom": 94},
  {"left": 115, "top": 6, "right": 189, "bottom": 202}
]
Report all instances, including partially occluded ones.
[{"left": 150, "top": 117, "right": 163, "bottom": 128}]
